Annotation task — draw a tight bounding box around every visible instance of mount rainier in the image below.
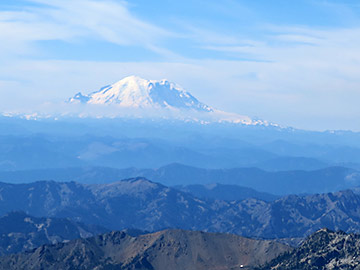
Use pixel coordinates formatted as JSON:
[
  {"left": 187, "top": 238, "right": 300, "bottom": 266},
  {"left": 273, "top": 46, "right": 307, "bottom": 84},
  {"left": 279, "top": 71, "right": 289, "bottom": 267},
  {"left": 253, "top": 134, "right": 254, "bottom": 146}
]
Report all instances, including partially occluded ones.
[
  {"left": 69, "top": 76, "right": 213, "bottom": 112},
  {"left": 67, "top": 76, "right": 270, "bottom": 125}
]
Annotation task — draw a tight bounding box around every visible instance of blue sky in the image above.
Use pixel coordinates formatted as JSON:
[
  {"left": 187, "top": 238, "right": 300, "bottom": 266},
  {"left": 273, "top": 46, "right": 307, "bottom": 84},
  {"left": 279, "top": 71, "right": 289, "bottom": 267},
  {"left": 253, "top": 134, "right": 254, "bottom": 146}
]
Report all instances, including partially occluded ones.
[{"left": 1, "top": 0, "right": 360, "bottom": 130}]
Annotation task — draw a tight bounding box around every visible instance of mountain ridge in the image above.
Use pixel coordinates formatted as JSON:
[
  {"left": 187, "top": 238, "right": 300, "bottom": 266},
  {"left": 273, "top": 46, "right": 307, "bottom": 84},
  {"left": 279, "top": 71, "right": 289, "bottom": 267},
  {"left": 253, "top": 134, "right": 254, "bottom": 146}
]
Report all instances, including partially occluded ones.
[
  {"left": 0, "top": 229, "right": 291, "bottom": 270},
  {"left": 0, "top": 164, "right": 358, "bottom": 195},
  {"left": 260, "top": 228, "right": 360, "bottom": 269},
  {"left": 0, "top": 178, "right": 360, "bottom": 239}
]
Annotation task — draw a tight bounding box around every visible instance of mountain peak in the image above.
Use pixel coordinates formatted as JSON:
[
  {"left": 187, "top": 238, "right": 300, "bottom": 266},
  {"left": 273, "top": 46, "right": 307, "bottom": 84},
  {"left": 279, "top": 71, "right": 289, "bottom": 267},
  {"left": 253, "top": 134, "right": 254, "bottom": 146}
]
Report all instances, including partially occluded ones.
[
  {"left": 68, "top": 76, "right": 213, "bottom": 112},
  {"left": 64, "top": 75, "right": 276, "bottom": 126}
]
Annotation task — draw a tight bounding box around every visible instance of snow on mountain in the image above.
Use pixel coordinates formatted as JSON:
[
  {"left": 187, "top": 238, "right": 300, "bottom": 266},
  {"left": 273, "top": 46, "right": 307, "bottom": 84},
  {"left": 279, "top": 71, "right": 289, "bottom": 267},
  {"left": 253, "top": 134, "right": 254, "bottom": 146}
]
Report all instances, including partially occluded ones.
[
  {"left": 68, "top": 76, "right": 213, "bottom": 112},
  {"left": 66, "top": 75, "right": 273, "bottom": 126},
  {"left": 2, "top": 76, "right": 274, "bottom": 126}
]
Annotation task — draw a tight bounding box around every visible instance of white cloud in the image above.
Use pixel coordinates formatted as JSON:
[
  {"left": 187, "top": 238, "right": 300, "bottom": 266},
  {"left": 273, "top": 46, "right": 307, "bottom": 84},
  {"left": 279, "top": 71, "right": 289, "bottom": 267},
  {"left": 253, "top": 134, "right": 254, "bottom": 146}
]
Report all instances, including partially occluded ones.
[{"left": 0, "top": 0, "right": 174, "bottom": 59}]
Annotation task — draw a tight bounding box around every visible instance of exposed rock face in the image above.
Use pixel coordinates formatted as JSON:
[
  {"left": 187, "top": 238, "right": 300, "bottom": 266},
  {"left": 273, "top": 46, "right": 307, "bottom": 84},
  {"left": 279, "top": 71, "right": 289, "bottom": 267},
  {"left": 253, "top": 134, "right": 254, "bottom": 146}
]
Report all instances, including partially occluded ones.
[
  {"left": 0, "top": 229, "right": 291, "bottom": 270},
  {"left": 260, "top": 228, "right": 360, "bottom": 270},
  {"left": 0, "top": 211, "right": 107, "bottom": 255}
]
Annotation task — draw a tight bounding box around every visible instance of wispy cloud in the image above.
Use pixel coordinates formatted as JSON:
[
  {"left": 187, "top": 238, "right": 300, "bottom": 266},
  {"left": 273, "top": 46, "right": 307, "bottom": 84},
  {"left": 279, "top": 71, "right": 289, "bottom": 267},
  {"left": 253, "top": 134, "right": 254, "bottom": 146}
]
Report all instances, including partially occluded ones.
[{"left": 0, "top": 0, "right": 175, "bottom": 59}]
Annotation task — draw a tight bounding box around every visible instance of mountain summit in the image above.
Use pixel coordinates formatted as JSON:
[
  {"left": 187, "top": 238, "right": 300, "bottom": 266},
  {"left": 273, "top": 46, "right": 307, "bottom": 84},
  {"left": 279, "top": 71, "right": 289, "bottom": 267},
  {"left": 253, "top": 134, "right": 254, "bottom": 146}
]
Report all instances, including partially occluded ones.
[
  {"left": 68, "top": 76, "right": 213, "bottom": 112},
  {"left": 66, "top": 75, "right": 271, "bottom": 125}
]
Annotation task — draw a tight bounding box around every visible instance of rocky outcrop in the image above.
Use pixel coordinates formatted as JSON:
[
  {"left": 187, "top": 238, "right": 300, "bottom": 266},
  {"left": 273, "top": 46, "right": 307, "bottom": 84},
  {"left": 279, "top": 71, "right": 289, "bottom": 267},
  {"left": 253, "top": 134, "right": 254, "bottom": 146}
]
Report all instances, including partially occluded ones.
[{"left": 260, "top": 228, "right": 360, "bottom": 269}]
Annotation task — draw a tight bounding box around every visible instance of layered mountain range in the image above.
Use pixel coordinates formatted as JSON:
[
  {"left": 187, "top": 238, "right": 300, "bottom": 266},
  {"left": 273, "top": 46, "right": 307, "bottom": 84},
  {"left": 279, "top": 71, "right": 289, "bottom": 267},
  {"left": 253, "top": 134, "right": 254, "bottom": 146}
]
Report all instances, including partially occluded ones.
[
  {"left": 1, "top": 164, "right": 358, "bottom": 196},
  {"left": 0, "top": 75, "right": 359, "bottom": 270},
  {"left": 1, "top": 129, "right": 360, "bottom": 174},
  {"left": 1, "top": 178, "right": 360, "bottom": 240}
]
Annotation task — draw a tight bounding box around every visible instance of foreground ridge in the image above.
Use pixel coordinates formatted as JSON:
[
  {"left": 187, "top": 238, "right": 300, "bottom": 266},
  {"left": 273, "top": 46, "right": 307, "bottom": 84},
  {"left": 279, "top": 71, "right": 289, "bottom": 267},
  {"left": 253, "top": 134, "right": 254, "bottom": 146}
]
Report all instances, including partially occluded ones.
[{"left": 0, "top": 229, "right": 290, "bottom": 270}]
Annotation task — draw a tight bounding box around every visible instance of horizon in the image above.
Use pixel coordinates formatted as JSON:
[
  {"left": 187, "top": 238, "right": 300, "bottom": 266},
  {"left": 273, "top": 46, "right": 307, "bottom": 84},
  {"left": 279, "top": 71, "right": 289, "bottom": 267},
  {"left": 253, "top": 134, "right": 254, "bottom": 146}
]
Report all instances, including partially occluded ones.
[{"left": 1, "top": 0, "right": 360, "bottom": 131}]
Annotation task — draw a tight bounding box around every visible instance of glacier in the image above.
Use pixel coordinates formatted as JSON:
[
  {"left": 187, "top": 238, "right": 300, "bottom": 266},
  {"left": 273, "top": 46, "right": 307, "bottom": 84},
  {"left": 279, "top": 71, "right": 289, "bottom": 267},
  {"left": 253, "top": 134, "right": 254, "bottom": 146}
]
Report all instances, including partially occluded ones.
[{"left": 66, "top": 75, "right": 273, "bottom": 126}]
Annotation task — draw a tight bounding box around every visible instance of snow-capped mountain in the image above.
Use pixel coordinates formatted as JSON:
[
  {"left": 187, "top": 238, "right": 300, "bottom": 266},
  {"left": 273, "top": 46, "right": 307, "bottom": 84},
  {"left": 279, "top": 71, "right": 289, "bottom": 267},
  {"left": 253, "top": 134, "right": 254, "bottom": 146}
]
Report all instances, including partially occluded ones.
[
  {"left": 66, "top": 75, "right": 272, "bottom": 126},
  {"left": 3, "top": 76, "right": 273, "bottom": 126},
  {"left": 68, "top": 76, "right": 213, "bottom": 112}
]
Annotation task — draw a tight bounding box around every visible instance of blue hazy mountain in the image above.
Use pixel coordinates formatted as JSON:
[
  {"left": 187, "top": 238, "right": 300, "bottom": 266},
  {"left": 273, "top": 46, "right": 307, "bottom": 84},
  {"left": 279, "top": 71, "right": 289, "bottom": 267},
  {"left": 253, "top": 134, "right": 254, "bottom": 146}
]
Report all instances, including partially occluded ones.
[
  {"left": 0, "top": 178, "right": 360, "bottom": 240},
  {"left": 175, "top": 183, "right": 280, "bottom": 202},
  {"left": 0, "top": 130, "right": 359, "bottom": 173},
  {"left": 0, "top": 164, "right": 358, "bottom": 196},
  {"left": 0, "top": 211, "right": 107, "bottom": 255}
]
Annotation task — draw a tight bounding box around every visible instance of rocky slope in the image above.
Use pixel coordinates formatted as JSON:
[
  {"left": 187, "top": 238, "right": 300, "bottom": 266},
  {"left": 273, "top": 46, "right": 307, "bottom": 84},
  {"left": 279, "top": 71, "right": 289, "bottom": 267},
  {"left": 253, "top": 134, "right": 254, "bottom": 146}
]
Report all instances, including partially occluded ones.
[
  {"left": 260, "top": 228, "right": 360, "bottom": 269},
  {"left": 0, "top": 211, "right": 107, "bottom": 255},
  {"left": 0, "top": 229, "right": 291, "bottom": 270}
]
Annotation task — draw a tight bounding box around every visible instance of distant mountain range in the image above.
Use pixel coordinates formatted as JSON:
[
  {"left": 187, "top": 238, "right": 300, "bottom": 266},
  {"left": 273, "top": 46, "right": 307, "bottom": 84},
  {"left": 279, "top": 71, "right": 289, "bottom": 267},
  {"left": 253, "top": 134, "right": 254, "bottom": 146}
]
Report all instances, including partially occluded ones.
[
  {"left": 0, "top": 229, "right": 290, "bottom": 270},
  {"left": 175, "top": 183, "right": 279, "bottom": 202},
  {"left": 1, "top": 128, "right": 360, "bottom": 173},
  {"left": 1, "top": 164, "right": 358, "bottom": 195},
  {"left": 1, "top": 178, "right": 360, "bottom": 239},
  {"left": 2, "top": 77, "right": 360, "bottom": 178}
]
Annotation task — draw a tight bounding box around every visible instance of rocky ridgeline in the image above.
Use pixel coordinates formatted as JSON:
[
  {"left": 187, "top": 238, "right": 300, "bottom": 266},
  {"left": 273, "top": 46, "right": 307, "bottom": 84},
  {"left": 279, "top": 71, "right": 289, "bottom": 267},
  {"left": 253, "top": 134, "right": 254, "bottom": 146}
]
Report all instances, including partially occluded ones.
[
  {"left": 259, "top": 228, "right": 360, "bottom": 270},
  {"left": 0, "top": 229, "right": 290, "bottom": 270}
]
